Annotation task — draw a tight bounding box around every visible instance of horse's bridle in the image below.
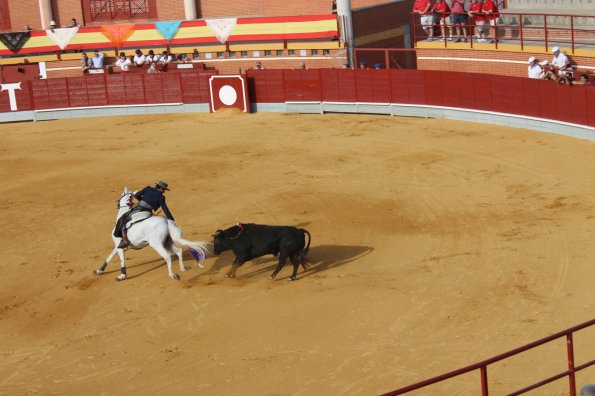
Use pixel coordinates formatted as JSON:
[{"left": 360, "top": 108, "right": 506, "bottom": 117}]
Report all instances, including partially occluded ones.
[{"left": 116, "top": 192, "right": 134, "bottom": 209}]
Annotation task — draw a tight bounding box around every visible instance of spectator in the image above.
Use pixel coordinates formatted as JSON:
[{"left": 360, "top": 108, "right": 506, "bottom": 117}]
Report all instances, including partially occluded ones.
[
  {"left": 157, "top": 50, "right": 173, "bottom": 65},
  {"left": 133, "top": 49, "right": 146, "bottom": 66},
  {"left": 527, "top": 57, "right": 542, "bottom": 79},
  {"left": 431, "top": 0, "right": 451, "bottom": 41},
  {"left": 450, "top": 0, "right": 468, "bottom": 42},
  {"left": 91, "top": 50, "right": 104, "bottom": 69},
  {"left": 145, "top": 49, "right": 157, "bottom": 64},
  {"left": 147, "top": 62, "right": 158, "bottom": 73},
  {"left": 481, "top": 0, "right": 500, "bottom": 43},
  {"left": 80, "top": 52, "right": 91, "bottom": 72},
  {"left": 374, "top": 63, "right": 382, "bottom": 69},
  {"left": 70, "top": 18, "right": 79, "bottom": 27},
  {"left": 115, "top": 52, "right": 131, "bottom": 73},
  {"left": 255, "top": 62, "right": 265, "bottom": 70},
  {"left": 412, "top": 0, "right": 435, "bottom": 41},
  {"left": 331, "top": 0, "right": 337, "bottom": 13},
  {"left": 468, "top": 0, "right": 483, "bottom": 41},
  {"left": 299, "top": 62, "right": 306, "bottom": 69},
  {"left": 581, "top": 384, "right": 595, "bottom": 396},
  {"left": 551, "top": 46, "right": 572, "bottom": 75},
  {"left": 537, "top": 60, "right": 556, "bottom": 80},
  {"left": 574, "top": 73, "right": 591, "bottom": 86},
  {"left": 359, "top": 60, "right": 367, "bottom": 69},
  {"left": 192, "top": 48, "right": 199, "bottom": 59}
]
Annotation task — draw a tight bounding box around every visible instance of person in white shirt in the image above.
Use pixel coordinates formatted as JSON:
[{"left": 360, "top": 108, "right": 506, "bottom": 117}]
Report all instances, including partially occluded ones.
[
  {"left": 551, "top": 46, "right": 571, "bottom": 73},
  {"left": 157, "top": 50, "right": 173, "bottom": 65},
  {"left": 91, "top": 50, "right": 104, "bottom": 69},
  {"left": 115, "top": 52, "right": 132, "bottom": 73},
  {"left": 527, "top": 57, "right": 542, "bottom": 79},
  {"left": 144, "top": 50, "right": 157, "bottom": 64},
  {"left": 133, "top": 49, "right": 146, "bottom": 67}
]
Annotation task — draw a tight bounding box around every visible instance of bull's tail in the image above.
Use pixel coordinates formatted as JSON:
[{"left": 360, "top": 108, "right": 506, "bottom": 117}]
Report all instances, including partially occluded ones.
[
  {"left": 167, "top": 220, "right": 212, "bottom": 267},
  {"left": 300, "top": 229, "right": 311, "bottom": 265}
]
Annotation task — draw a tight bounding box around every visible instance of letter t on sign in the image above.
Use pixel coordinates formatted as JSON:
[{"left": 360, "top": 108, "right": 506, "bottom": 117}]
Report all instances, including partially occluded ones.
[{"left": 1, "top": 82, "right": 22, "bottom": 111}]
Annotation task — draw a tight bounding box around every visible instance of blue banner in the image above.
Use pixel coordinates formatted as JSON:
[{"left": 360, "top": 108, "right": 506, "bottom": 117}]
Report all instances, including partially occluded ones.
[{"left": 156, "top": 21, "right": 182, "bottom": 41}]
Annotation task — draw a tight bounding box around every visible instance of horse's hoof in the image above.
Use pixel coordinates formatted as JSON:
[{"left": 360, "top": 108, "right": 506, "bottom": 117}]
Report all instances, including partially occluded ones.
[
  {"left": 94, "top": 269, "right": 104, "bottom": 276},
  {"left": 225, "top": 273, "right": 234, "bottom": 278},
  {"left": 197, "top": 263, "right": 205, "bottom": 269},
  {"left": 288, "top": 276, "right": 296, "bottom": 281},
  {"left": 170, "top": 273, "right": 180, "bottom": 280},
  {"left": 115, "top": 274, "right": 126, "bottom": 281},
  {"left": 180, "top": 266, "right": 189, "bottom": 272},
  {"left": 269, "top": 275, "right": 275, "bottom": 280}
]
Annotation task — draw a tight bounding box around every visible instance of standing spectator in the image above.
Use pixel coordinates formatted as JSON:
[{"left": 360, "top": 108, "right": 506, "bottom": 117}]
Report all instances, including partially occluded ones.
[
  {"left": 481, "top": 0, "right": 500, "bottom": 43},
  {"left": 331, "top": 0, "right": 337, "bottom": 13},
  {"left": 192, "top": 48, "right": 199, "bottom": 59},
  {"left": 157, "top": 50, "right": 173, "bottom": 65},
  {"left": 468, "top": 0, "right": 483, "bottom": 41},
  {"left": 527, "top": 57, "right": 543, "bottom": 79},
  {"left": 91, "top": 50, "right": 104, "bottom": 69},
  {"left": 115, "top": 52, "right": 131, "bottom": 73},
  {"left": 80, "top": 52, "right": 91, "bottom": 72},
  {"left": 450, "top": 0, "right": 468, "bottom": 42},
  {"left": 133, "top": 49, "right": 146, "bottom": 67},
  {"left": 412, "top": 0, "right": 435, "bottom": 41},
  {"left": 431, "top": 0, "right": 451, "bottom": 41},
  {"left": 255, "top": 61, "right": 265, "bottom": 70}
]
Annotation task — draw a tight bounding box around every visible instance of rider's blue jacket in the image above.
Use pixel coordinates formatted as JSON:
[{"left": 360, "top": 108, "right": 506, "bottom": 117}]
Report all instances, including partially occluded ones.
[{"left": 134, "top": 186, "right": 174, "bottom": 221}]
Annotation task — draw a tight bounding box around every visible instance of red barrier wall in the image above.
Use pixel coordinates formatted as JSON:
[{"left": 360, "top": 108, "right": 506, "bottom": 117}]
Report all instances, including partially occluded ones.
[{"left": 0, "top": 69, "right": 593, "bottom": 128}]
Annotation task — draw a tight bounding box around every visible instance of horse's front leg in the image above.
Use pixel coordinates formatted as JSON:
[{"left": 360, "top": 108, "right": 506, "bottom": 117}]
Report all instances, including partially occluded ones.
[
  {"left": 95, "top": 247, "right": 118, "bottom": 275},
  {"left": 115, "top": 248, "right": 127, "bottom": 281}
]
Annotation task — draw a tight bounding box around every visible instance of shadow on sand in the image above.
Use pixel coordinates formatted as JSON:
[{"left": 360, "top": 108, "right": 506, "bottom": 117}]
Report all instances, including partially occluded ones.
[
  {"left": 183, "top": 244, "right": 373, "bottom": 286},
  {"left": 97, "top": 250, "right": 204, "bottom": 280}
]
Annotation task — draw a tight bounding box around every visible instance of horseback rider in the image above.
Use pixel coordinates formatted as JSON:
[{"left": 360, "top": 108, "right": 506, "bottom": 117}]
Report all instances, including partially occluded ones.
[{"left": 114, "top": 181, "right": 175, "bottom": 249}]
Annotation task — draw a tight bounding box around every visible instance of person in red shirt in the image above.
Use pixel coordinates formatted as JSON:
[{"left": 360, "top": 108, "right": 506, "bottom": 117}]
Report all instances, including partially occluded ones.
[
  {"left": 431, "top": 0, "right": 451, "bottom": 41},
  {"left": 468, "top": 0, "right": 487, "bottom": 42},
  {"left": 481, "top": 0, "right": 500, "bottom": 43},
  {"left": 413, "top": 0, "right": 435, "bottom": 41}
]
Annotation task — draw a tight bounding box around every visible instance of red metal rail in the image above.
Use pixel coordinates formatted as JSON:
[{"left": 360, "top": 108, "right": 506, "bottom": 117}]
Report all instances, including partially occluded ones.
[
  {"left": 411, "top": 12, "right": 595, "bottom": 54},
  {"left": 380, "top": 318, "right": 595, "bottom": 396}
]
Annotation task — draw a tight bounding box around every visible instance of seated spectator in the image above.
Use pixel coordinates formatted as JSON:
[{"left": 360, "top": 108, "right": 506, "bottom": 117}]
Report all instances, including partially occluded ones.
[
  {"left": 175, "top": 54, "right": 191, "bottom": 63},
  {"left": 145, "top": 50, "right": 157, "bottom": 64},
  {"left": 574, "top": 73, "right": 591, "bottom": 86},
  {"left": 469, "top": 0, "right": 487, "bottom": 42},
  {"left": 147, "top": 62, "right": 158, "bottom": 73},
  {"left": 115, "top": 52, "right": 131, "bottom": 73},
  {"left": 450, "top": 0, "right": 468, "bottom": 42},
  {"left": 91, "top": 50, "right": 104, "bottom": 69},
  {"left": 70, "top": 18, "right": 79, "bottom": 27},
  {"left": 81, "top": 52, "right": 91, "bottom": 72},
  {"left": 431, "top": 0, "right": 451, "bottom": 41},
  {"left": 133, "top": 49, "right": 146, "bottom": 67},
  {"left": 374, "top": 63, "right": 382, "bottom": 69},
  {"left": 359, "top": 60, "right": 367, "bottom": 69},
  {"left": 412, "top": 0, "right": 434, "bottom": 41},
  {"left": 552, "top": 46, "right": 573, "bottom": 75},
  {"left": 539, "top": 60, "right": 556, "bottom": 80},
  {"left": 255, "top": 62, "right": 265, "bottom": 70},
  {"left": 527, "top": 57, "right": 542, "bottom": 79}
]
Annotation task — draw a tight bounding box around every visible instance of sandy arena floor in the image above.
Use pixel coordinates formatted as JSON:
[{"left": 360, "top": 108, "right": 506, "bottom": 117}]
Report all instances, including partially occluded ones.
[{"left": 0, "top": 112, "right": 594, "bottom": 395}]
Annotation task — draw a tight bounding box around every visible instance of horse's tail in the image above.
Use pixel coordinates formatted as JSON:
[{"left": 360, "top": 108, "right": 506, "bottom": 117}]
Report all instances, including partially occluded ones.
[{"left": 167, "top": 220, "right": 212, "bottom": 266}]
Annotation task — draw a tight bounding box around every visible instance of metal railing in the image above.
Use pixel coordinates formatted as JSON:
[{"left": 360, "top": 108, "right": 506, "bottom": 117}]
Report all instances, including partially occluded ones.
[
  {"left": 380, "top": 318, "right": 595, "bottom": 396},
  {"left": 412, "top": 12, "right": 595, "bottom": 54}
]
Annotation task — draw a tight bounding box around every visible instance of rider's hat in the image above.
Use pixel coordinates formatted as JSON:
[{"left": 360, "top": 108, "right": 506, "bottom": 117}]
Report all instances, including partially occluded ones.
[{"left": 155, "top": 181, "right": 170, "bottom": 191}]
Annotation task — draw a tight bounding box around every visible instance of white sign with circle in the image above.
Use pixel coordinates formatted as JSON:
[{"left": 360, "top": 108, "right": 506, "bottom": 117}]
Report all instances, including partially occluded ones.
[{"left": 219, "top": 85, "right": 238, "bottom": 106}]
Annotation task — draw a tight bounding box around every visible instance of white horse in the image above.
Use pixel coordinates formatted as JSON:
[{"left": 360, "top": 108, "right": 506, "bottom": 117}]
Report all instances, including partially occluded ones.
[{"left": 94, "top": 186, "right": 211, "bottom": 281}]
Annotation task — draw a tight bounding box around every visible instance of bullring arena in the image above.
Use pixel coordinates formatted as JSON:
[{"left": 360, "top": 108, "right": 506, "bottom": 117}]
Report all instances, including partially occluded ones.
[{"left": 1, "top": 110, "right": 595, "bottom": 395}]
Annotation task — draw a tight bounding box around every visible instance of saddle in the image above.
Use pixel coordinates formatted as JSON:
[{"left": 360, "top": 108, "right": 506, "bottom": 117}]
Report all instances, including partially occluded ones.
[{"left": 125, "top": 209, "right": 152, "bottom": 230}]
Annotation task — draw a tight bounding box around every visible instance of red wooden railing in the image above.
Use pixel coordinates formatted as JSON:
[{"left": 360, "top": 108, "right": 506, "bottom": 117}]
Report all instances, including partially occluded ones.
[
  {"left": 380, "top": 318, "right": 595, "bottom": 395},
  {"left": 411, "top": 12, "right": 595, "bottom": 54}
]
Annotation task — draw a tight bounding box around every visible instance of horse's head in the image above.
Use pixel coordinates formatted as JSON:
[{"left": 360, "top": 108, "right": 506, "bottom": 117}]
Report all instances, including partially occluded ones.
[{"left": 116, "top": 186, "right": 134, "bottom": 210}]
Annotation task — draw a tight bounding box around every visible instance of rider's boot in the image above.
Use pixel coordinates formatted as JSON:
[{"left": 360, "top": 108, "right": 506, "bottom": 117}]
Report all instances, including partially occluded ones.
[{"left": 118, "top": 228, "right": 130, "bottom": 249}]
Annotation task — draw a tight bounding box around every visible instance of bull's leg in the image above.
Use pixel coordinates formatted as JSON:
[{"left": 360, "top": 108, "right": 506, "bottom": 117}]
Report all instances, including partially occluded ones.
[
  {"left": 225, "top": 258, "right": 242, "bottom": 278},
  {"left": 299, "top": 251, "right": 309, "bottom": 270},
  {"left": 288, "top": 255, "right": 300, "bottom": 281},
  {"left": 269, "top": 254, "right": 288, "bottom": 280}
]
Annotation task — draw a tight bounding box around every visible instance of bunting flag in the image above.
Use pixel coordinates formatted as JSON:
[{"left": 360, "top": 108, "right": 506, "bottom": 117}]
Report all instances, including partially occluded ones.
[
  {"left": 205, "top": 18, "right": 237, "bottom": 44},
  {"left": 101, "top": 24, "right": 135, "bottom": 48},
  {"left": 156, "top": 21, "right": 182, "bottom": 41},
  {"left": 46, "top": 26, "right": 79, "bottom": 50},
  {"left": 0, "top": 31, "right": 31, "bottom": 52}
]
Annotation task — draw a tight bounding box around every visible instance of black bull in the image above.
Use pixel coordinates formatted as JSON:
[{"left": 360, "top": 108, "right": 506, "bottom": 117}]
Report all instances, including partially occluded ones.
[{"left": 212, "top": 223, "right": 311, "bottom": 281}]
